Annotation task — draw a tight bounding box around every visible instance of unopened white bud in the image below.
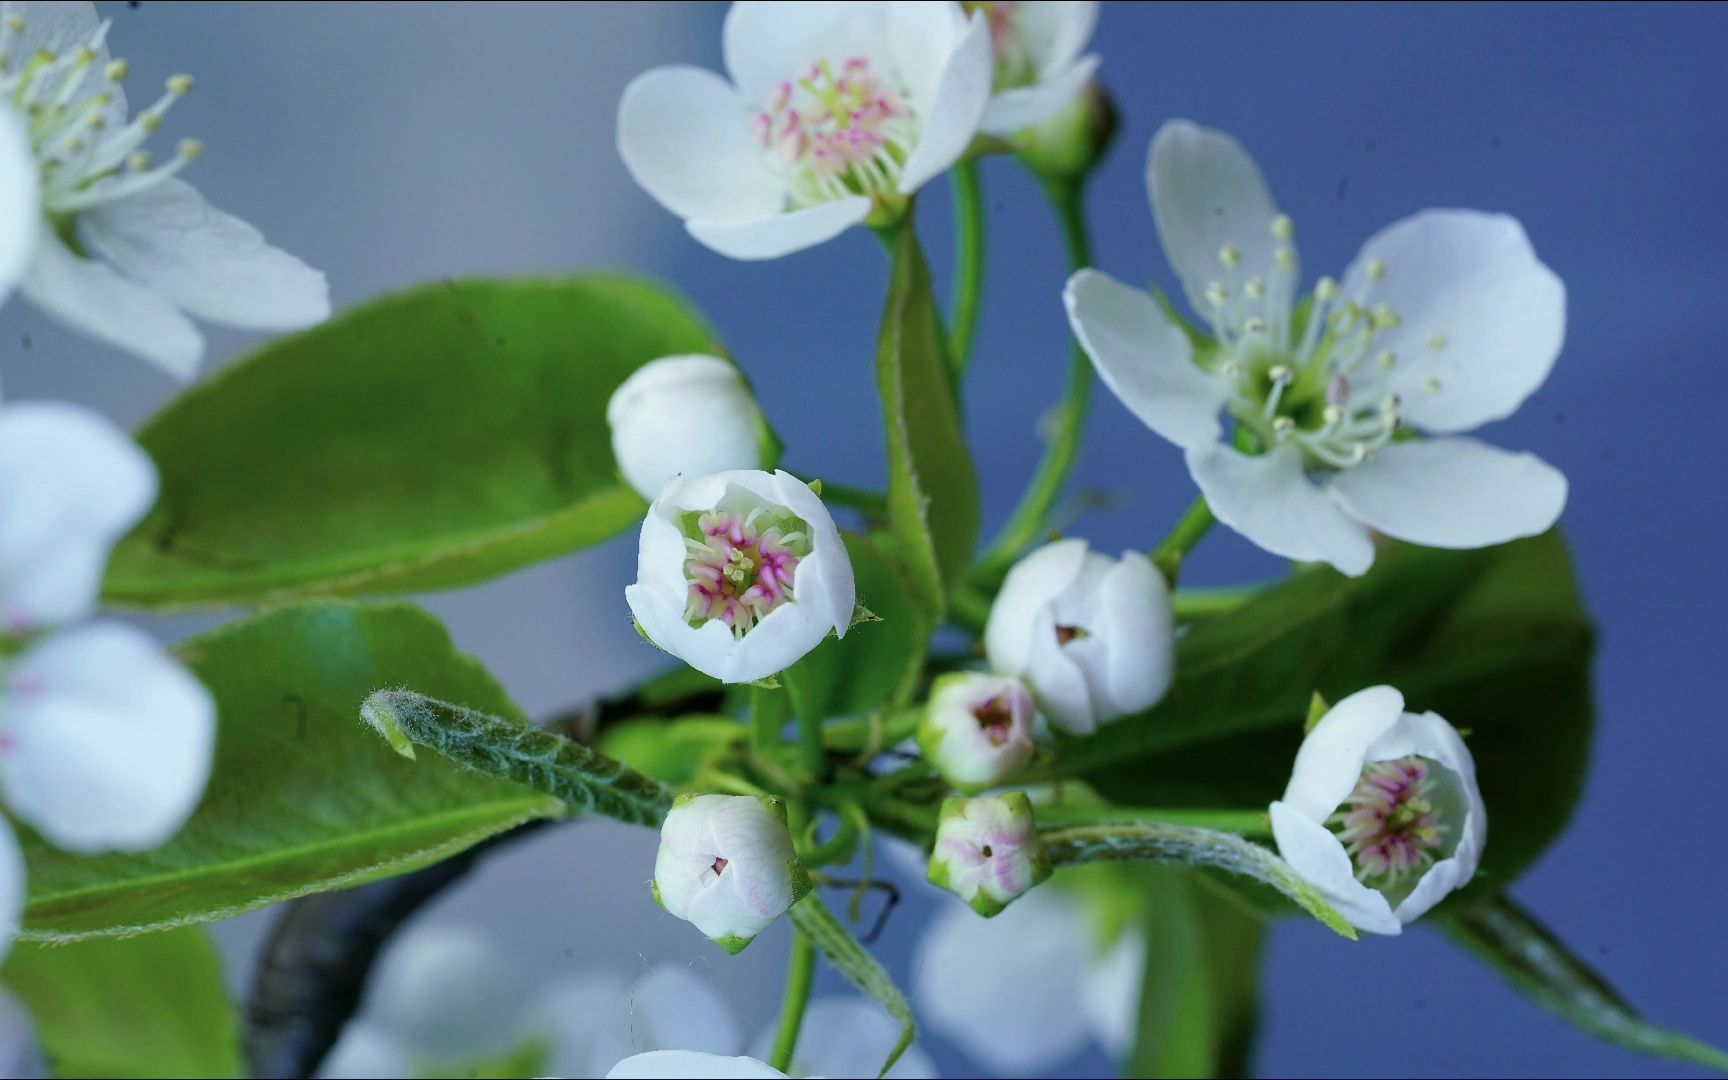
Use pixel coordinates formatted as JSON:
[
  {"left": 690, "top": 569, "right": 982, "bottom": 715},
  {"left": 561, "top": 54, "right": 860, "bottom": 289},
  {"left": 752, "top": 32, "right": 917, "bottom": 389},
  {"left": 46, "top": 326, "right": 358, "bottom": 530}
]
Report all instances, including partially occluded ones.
[
  {"left": 653, "top": 793, "right": 811, "bottom": 953},
  {"left": 607, "top": 355, "right": 768, "bottom": 500},
  {"left": 928, "top": 792, "right": 1049, "bottom": 917},
  {"left": 917, "top": 673, "right": 1036, "bottom": 791}
]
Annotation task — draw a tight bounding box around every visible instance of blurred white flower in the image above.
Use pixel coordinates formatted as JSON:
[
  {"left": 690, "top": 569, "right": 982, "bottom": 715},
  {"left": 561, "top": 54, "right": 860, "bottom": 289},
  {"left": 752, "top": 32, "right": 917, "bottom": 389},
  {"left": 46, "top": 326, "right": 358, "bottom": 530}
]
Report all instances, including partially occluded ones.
[
  {"left": 984, "top": 538, "right": 1173, "bottom": 735},
  {"left": 745, "top": 998, "right": 938, "bottom": 1079},
  {"left": 0, "top": 399, "right": 214, "bottom": 958},
  {"left": 916, "top": 672, "right": 1035, "bottom": 791},
  {"left": 627, "top": 469, "right": 855, "bottom": 685},
  {"left": 0, "top": 1, "right": 328, "bottom": 378},
  {"left": 972, "top": 1, "right": 1099, "bottom": 137},
  {"left": 652, "top": 793, "right": 810, "bottom": 953},
  {"left": 326, "top": 922, "right": 932, "bottom": 1079},
  {"left": 928, "top": 792, "right": 1048, "bottom": 917},
  {"left": 1269, "top": 685, "right": 1486, "bottom": 935},
  {"left": 617, "top": 1, "right": 992, "bottom": 259},
  {"left": 914, "top": 885, "right": 1141, "bottom": 1075},
  {"left": 606, "top": 1052, "right": 793, "bottom": 1080},
  {"left": 607, "top": 355, "right": 768, "bottom": 501},
  {"left": 1066, "top": 119, "right": 1567, "bottom": 576}
]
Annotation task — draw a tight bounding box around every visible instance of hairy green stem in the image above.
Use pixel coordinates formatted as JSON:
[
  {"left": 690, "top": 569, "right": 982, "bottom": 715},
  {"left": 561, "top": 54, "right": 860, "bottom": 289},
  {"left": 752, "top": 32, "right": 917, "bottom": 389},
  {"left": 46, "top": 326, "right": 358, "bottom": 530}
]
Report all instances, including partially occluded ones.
[
  {"left": 974, "top": 174, "right": 1096, "bottom": 583},
  {"left": 751, "top": 684, "right": 788, "bottom": 756},
  {"left": 1151, "top": 496, "right": 1216, "bottom": 582},
  {"left": 770, "top": 930, "right": 817, "bottom": 1073},
  {"left": 1172, "top": 582, "right": 1268, "bottom": 621},
  {"left": 947, "top": 161, "right": 986, "bottom": 377},
  {"left": 1036, "top": 804, "right": 1270, "bottom": 838},
  {"left": 789, "top": 895, "right": 915, "bottom": 1078}
]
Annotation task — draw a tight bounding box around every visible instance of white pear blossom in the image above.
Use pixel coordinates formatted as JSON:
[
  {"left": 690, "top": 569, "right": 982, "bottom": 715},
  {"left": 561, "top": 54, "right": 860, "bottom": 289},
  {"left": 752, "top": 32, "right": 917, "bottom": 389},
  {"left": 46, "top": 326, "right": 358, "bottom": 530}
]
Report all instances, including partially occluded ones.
[
  {"left": 608, "top": 355, "right": 767, "bottom": 501},
  {"left": 914, "top": 885, "right": 1141, "bottom": 1075},
  {"left": 972, "top": 2, "right": 1100, "bottom": 137},
  {"left": 984, "top": 538, "right": 1173, "bottom": 735},
  {"left": 606, "top": 1052, "right": 796, "bottom": 1080},
  {"left": 0, "top": 400, "right": 215, "bottom": 957},
  {"left": 652, "top": 793, "right": 811, "bottom": 953},
  {"left": 617, "top": 1, "right": 993, "bottom": 260},
  {"left": 916, "top": 671, "right": 1035, "bottom": 791},
  {"left": 928, "top": 792, "right": 1049, "bottom": 917},
  {"left": 746, "top": 998, "right": 938, "bottom": 1079},
  {"left": 1066, "top": 120, "right": 1567, "bottom": 577},
  {"left": 627, "top": 469, "right": 855, "bottom": 685},
  {"left": 0, "top": 1, "right": 329, "bottom": 378},
  {"left": 1269, "top": 685, "right": 1486, "bottom": 936}
]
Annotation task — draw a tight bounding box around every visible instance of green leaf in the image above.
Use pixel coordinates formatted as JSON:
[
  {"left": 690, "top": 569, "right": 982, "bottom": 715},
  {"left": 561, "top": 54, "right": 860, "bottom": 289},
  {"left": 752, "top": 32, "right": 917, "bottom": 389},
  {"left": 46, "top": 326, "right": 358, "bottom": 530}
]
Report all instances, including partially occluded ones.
[
  {"left": 781, "top": 533, "right": 929, "bottom": 724},
  {"left": 1064, "top": 531, "right": 1593, "bottom": 896},
  {"left": 1442, "top": 895, "right": 1728, "bottom": 1074},
  {"left": 361, "top": 689, "right": 672, "bottom": 825},
  {"left": 1125, "top": 869, "right": 1265, "bottom": 1079},
  {"left": 597, "top": 715, "right": 742, "bottom": 788},
  {"left": 21, "top": 602, "right": 563, "bottom": 941},
  {"left": 875, "top": 226, "right": 980, "bottom": 616},
  {"left": 2, "top": 927, "right": 243, "bottom": 1078},
  {"left": 104, "top": 277, "right": 718, "bottom": 610},
  {"left": 788, "top": 894, "right": 915, "bottom": 1078},
  {"left": 1041, "top": 822, "right": 1356, "bottom": 939}
]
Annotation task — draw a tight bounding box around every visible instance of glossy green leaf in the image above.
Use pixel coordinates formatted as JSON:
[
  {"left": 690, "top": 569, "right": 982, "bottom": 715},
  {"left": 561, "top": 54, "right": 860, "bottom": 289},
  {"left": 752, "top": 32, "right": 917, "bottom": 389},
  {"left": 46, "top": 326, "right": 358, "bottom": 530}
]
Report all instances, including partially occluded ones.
[
  {"left": 789, "top": 894, "right": 914, "bottom": 1079},
  {"left": 21, "top": 602, "right": 562, "bottom": 941},
  {"left": 1065, "top": 531, "right": 1593, "bottom": 897},
  {"left": 875, "top": 226, "right": 980, "bottom": 615},
  {"left": 2, "top": 927, "right": 243, "bottom": 1078},
  {"left": 1443, "top": 895, "right": 1728, "bottom": 1074},
  {"left": 104, "top": 277, "right": 717, "bottom": 610},
  {"left": 1125, "top": 869, "right": 1264, "bottom": 1079}
]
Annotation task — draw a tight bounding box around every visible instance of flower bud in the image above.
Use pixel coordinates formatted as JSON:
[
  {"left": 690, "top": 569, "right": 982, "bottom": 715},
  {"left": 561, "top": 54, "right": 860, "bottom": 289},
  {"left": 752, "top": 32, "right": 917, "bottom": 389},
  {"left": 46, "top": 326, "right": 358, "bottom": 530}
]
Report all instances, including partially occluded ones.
[
  {"left": 1013, "top": 81, "right": 1119, "bottom": 181},
  {"left": 984, "top": 539, "right": 1174, "bottom": 735},
  {"left": 652, "top": 793, "right": 811, "bottom": 954},
  {"left": 626, "top": 469, "right": 855, "bottom": 684},
  {"left": 607, "top": 355, "right": 769, "bottom": 500},
  {"left": 1269, "top": 685, "right": 1487, "bottom": 936},
  {"left": 927, "top": 792, "right": 1050, "bottom": 917},
  {"left": 916, "top": 672, "right": 1035, "bottom": 791}
]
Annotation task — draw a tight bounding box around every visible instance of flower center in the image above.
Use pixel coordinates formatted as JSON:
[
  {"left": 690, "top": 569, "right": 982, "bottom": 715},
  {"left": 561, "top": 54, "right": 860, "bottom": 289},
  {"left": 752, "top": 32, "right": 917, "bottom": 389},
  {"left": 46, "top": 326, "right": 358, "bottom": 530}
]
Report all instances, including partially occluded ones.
[
  {"left": 964, "top": 2, "right": 1037, "bottom": 91},
  {"left": 683, "top": 507, "right": 810, "bottom": 638},
  {"left": 972, "top": 695, "right": 1015, "bottom": 746},
  {"left": 0, "top": 9, "right": 201, "bottom": 227},
  {"left": 710, "top": 856, "right": 728, "bottom": 876},
  {"left": 1329, "top": 756, "right": 1448, "bottom": 886},
  {"left": 753, "top": 56, "right": 915, "bottom": 209},
  {"left": 1199, "top": 215, "right": 1453, "bottom": 470}
]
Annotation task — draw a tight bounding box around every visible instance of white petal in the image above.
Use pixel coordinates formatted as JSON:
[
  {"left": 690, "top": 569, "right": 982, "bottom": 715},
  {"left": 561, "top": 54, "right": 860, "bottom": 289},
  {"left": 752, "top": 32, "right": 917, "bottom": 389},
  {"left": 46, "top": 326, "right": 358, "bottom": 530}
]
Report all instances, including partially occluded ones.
[
  {"left": 617, "top": 66, "right": 785, "bottom": 224},
  {"left": 914, "top": 889, "right": 1095, "bottom": 1073},
  {"left": 1279, "top": 685, "right": 1405, "bottom": 822},
  {"left": 769, "top": 468, "right": 855, "bottom": 638},
  {"left": 19, "top": 230, "right": 203, "bottom": 379},
  {"left": 0, "top": 823, "right": 22, "bottom": 965},
  {"left": 1095, "top": 552, "right": 1173, "bottom": 719},
  {"left": 368, "top": 923, "right": 527, "bottom": 1062},
  {"left": 885, "top": 1, "right": 969, "bottom": 118},
  {"left": 607, "top": 1051, "right": 791, "bottom": 1080},
  {"left": 893, "top": 7, "right": 992, "bottom": 195},
  {"left": 0, "top": 402, "right": 156, "bottom": 630},
  {"left": 984, "top": 538, "right": 1089, "bottom": 677},
  {"left": 1341, "top": 209, "right": 1564, "bottom": 433},
  {"left": 0, "top": 111, "right": 38, "bottom": 303},
  {"left": 10, "top": 3, "right": 103, "bottom": 58},
  {"left": 979, "top": 53, "right": 1098, "bottom": 137},
  {"left": 1268, "top": 802, "right": 1401, "bottom": 936},
  {"left": 2, "top": 621, "right": 214, "bottom": 853},
  {"left": 1064, "top": 270, "right": 1227, "bottom": 451},
  {"left": 317, "top": 1021, "right": 413, "bottom": 1080},
  {"left": 747, "top": 997, "right": 937, "bottom": 1079},
  {"left": 688, "top": 198, "right": 872, "bottom": 261},
  {"left": 1018, "top": 1, "right": 1100, "bottom": 77},
  {"left": 1080, "top": 929, "right": 1144, "bottom": 1060},
  {"left": 1328, "top": 437, "right": 1566, "bottom": 550},
  {"left": 535, "top": 971, "right": 633, "bottom": 1079},
  {"left": 79, "top": 178, "right": 329, "bottom": 331},
  {"left": 724, "top": 2, "right": 892, "bottom": 106},
  {"left": 623, "top": 967, "right": 743, "bottom": 1057},
  {"left": 1185, "top": 444, "right": 1374, "bottom": 576},
  {"left": 1148, "top": 121, "right": 1286, "bottom": 316}
]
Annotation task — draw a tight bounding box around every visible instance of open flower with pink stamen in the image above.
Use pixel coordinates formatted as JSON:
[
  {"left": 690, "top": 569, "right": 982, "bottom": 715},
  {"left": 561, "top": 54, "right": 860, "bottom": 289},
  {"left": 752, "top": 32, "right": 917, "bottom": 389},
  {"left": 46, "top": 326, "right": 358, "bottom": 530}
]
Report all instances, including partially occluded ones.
[
  {"left": 616, "top": 1, "right": 993, "bottom": 260},
  {"left": 1269, "top": 685, "right": 1486, "bottom": 936},
  {"left": 627, "top": 469, "right": 855, "bottom": 684}
]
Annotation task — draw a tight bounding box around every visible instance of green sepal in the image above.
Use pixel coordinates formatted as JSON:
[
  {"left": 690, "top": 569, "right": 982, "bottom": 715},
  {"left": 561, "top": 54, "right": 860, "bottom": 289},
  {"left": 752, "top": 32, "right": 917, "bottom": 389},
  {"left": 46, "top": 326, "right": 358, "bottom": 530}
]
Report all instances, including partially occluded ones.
[{"left": 1304, "top": 691, "right": 1331, "bottom": 734}]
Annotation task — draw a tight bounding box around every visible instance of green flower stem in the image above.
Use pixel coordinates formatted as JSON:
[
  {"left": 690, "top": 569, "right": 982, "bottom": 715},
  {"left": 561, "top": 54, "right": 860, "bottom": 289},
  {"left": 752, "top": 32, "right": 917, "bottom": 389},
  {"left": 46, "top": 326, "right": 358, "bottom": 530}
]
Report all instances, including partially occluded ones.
[
  {"left": 947, "top": 160, "right": 986, "bottom": 377},
  {"left": 797, "top": 710, "right": 825, "bottom": 781},
  {"left": 1035, "top": 804, "right": 1270, "bottom": 838},
  {"left": 800, "top": 804, "right": 862, "bottom": 868},
  {"left": 1172, "top": 582, "right": 1269, "bottom": 621},
  {"left": 751, "top": 684, "right": 789, "bottom": 756},
  {"left": 974, "top": 173, "right": 1096, "bottom": 585},
  {"left": 1151, "top": 495, "right": 1216, "bottom": 583},
  {"left": 770, "top": 924, "right": 818, "bottom": 1074}
]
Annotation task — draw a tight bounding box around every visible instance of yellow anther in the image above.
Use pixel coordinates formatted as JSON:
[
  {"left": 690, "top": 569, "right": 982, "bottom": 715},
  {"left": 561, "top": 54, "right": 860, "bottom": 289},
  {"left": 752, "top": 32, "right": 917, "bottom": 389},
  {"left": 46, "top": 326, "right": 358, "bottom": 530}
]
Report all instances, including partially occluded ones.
[
  {"left": 1367, "top": 257, "right": 1386, "bottom": 280},
  {"left": 167, "top": 74, "right": 194, "bottom": 96},
  {"left": 1315, "top": 277, "right": 1339, "bottom": 302},
  {"left": 1271, "top": 214, "right": 1294, "bottom": 241},
  {"left": 1218, "top": 244, "right": 1241, "bottom": 269},
  {"left": 177, "top": 138, "right": 203, "bottom": 160},
  {"left": 105, "top": 59, "right": 128, "bottom": 82}
]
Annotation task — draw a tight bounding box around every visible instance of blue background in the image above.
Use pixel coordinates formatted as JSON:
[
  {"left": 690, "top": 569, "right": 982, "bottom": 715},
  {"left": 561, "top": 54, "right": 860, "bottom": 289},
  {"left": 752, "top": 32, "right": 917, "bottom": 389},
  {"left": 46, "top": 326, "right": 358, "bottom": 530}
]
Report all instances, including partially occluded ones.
[{"left": 6, "top": 3, "right": 1726, "bottom": 1077}]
